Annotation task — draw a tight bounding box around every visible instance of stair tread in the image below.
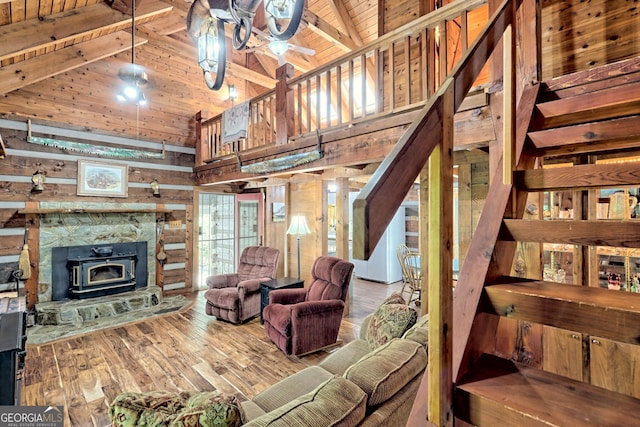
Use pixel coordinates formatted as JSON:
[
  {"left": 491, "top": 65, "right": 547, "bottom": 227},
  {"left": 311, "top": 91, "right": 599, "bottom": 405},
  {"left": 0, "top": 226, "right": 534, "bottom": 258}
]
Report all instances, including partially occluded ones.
[
  {"left": 500, "top": 219, "right": 640, "bottom": 249},
  {"left": 484, "top": 278, "right": 640, "bottom": 343},
  {"left": 456, "top": 353, "right": 640, "bottom": 426}
]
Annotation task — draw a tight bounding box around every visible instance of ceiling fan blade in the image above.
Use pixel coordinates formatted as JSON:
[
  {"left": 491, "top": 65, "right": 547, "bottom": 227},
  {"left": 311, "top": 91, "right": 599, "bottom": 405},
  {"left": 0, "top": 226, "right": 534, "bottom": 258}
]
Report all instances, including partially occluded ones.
[
  {"left": 244, "top": 46, "right": 263, "bottom": 54},
  {"left": 288, "top": 44, "right": 315, "bottom": 56}
]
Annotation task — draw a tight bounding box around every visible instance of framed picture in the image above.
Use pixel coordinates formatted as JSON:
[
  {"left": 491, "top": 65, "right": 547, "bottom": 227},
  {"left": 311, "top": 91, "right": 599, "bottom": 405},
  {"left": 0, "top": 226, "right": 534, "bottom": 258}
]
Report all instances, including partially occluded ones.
[
  {"left": 77, "top": 160, "right": 128, "bottom": 197},
  {"left": 272, "top": 202, "right": 285, "bottom": 222}
]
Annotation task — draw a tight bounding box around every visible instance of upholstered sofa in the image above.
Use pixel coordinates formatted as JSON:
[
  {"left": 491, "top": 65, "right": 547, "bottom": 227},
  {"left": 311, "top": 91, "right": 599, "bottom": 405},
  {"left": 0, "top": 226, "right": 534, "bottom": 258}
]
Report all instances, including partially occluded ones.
[
  {"left": 109, "top": 294, "right": 428, "bottom": 427},
  {"left": 242, "top": 297, "right": 427, "bottom": 426}
]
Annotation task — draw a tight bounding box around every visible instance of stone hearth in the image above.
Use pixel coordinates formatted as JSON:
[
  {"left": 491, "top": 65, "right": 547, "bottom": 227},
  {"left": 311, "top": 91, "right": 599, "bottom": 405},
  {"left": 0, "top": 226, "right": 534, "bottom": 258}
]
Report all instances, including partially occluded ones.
[
  {"left": 35, "top": 286, "right": 163, "bottom": 326},
  {"left": 27, "top": 287, "right": 192, "bottom": 344}
]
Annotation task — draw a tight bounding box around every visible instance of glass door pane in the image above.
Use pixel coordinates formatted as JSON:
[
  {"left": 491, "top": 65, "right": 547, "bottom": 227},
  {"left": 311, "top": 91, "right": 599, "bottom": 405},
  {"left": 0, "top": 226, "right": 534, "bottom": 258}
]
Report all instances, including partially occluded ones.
[{"left": 236, "top": 193, "right": 263, "bottom": 256}]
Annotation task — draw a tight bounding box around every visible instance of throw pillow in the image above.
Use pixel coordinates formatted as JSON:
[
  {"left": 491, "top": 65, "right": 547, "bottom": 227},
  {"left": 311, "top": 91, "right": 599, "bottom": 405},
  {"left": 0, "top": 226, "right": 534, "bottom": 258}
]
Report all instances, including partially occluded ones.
[
  {"left": 172, "top": 392, "right": 245, "bottom": 427},
  {"left": 366, "top": 302, "right": 417, "bottom": 350},
  {"left": 109, "top": 391, "right": 191, "bottom": 427},
  {"left": 381, "top": 292, "right": 406, "bottom": 305}
]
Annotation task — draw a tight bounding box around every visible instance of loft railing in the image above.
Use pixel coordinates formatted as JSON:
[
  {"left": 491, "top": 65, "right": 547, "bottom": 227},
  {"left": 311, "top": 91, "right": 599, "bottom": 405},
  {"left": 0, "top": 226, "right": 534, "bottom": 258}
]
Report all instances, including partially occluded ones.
[{"left": 195, "top": 0, "right": 489, "bottom": 166}]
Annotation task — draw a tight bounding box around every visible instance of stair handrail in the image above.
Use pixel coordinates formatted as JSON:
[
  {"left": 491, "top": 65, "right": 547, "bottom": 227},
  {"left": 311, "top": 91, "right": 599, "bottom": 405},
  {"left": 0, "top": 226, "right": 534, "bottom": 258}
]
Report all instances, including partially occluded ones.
[{"left": 347, "top": 0, "right": 524, "bottom": 425}]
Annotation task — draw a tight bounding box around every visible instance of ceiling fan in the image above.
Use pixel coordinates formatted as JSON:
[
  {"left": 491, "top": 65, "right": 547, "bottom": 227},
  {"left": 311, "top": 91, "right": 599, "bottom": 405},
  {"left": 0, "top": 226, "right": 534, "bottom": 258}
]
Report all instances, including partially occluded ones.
[
  {"left": 115, "top": 0, "right": 149, "bottom": 106},
  {"left": 244, "top": 27, "right": 315, "bottom": 65}
]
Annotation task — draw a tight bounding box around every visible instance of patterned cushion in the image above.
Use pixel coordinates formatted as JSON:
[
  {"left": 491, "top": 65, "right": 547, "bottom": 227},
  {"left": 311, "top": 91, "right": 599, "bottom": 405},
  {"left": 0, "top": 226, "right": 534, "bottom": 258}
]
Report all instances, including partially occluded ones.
[
  {"left": 366, "top": 302, "right": 417, "bottom": 350},
  {"left": 109, "top": 391, "right": 245, "bottom": 427},
  {"left": 243, "top": 376, "right": 367, "bottom": 427},
  {"left": 382, "top": 292, "right": 406, "bottom": 305},
  {"left": 172, "top": 392, "right": 244, "bottom": 427},
  {"left": 344, "top": 339, "right": 427, "bottom": 406},
  {"left": 109, "top": 391, "right": 189, "bottom": 426}
]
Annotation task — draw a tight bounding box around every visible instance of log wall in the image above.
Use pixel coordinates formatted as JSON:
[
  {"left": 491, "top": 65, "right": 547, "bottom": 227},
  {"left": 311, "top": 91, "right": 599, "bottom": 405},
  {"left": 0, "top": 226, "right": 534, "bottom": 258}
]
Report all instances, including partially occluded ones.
[{"left": 0, "top": 116, "right": 194, "bottom": 306}]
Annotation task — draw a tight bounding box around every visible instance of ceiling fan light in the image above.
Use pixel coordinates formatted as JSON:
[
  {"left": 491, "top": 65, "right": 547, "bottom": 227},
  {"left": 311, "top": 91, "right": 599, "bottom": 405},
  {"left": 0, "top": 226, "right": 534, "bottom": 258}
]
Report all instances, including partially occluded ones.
[
  {"left": 123, "top": 85, "right": 139, "bottom": 100},
  {"left": 268, "top": 40, "right": 289, "bottom": 55},
  {"left": 265, "top": 0, "right": 294, "bottom": 19}
]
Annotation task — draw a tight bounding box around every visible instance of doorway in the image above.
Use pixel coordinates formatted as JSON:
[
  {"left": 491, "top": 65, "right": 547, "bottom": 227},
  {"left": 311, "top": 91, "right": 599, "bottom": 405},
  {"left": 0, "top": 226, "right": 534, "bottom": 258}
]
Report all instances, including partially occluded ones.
[{"left": 197, "top": 193, "right": 264, "bottom": 289}]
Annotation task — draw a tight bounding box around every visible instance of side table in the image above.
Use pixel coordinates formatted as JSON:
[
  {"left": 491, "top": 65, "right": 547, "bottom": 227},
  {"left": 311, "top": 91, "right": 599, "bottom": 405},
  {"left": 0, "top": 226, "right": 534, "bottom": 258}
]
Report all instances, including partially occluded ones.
[{"left": 260, "top": 277, "right": 304, "bottom": 324}]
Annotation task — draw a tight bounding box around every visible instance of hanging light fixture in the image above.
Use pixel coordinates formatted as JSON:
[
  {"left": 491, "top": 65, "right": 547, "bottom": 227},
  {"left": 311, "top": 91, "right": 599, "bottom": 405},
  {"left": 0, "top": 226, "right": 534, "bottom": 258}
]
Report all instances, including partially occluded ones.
[
  {"left": 187, "top": 0, "right": 305, "bottom": 90},
  {"left": 268, "top": 40, "right": 289, "bottom": 56},
  {"left": 117, "top": 1, "right": 148, "bottom": 105}
]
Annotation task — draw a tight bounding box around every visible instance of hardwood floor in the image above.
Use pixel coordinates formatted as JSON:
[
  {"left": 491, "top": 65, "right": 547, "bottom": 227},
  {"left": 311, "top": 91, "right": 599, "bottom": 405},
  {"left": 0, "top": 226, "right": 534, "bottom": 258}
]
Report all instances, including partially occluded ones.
[{"left": 21, "top": 278, "right": 403, "bottom": 427}]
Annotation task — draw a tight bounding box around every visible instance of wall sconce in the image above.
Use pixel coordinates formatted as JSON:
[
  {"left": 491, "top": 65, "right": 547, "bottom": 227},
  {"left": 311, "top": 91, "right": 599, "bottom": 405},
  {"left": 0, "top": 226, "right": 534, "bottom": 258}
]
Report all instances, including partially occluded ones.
[
  {"left": 150, "top": 178, "right": 160, "bottom": 197},
  {"left": 228, "top": 84, "right": 238, "bottom": 101},
  {"left": 31, "top": 170, "right": 45, "bottom": 193}
]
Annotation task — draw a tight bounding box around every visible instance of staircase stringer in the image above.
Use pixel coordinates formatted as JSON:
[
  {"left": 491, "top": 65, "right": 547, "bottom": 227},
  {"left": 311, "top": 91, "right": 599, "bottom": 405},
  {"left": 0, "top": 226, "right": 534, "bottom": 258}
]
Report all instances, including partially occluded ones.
[{"left": 453, "top": 82, "right": 541, "bottom": 382}]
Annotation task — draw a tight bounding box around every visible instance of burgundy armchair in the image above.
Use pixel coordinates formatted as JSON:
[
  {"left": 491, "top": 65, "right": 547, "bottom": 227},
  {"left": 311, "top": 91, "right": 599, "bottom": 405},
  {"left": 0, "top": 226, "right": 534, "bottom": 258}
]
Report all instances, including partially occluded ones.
[
  {"left": 262, "top": 255, "right": 354, "bottom": 356},
  {"left": 204, "top": 246, "right": 280, "bottom": 324}
]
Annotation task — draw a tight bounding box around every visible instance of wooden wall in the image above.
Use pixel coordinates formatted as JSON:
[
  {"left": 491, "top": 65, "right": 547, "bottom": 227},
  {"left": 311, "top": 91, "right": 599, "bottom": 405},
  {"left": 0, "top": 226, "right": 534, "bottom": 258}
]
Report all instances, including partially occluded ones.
[
  {"left": 0, "top": 116, "right": 194, "bottom": 306},
  {"left": 287, "top": 180, "right": 324, "bottom": 285},
  {"left": 541, "top": 0, "right": 640, "bottom": 79},
  {"left": 265, "top": 184, "right": 287, "bottom": 278}
]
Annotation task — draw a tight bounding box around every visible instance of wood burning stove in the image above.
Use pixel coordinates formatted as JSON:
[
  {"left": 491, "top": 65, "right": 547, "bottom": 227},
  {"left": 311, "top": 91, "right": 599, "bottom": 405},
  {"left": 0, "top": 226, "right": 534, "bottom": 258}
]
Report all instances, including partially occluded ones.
[
  {"left": 51, "top": 242, "right": 148, "bottom": 301},
  {"left": 68, "top": 250, "right": 137, "bottom": 297}
]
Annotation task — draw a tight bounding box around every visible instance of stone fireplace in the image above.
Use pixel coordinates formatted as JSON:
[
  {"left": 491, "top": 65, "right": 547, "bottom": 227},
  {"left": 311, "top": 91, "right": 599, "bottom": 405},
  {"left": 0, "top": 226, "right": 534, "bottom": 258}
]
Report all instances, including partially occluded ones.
[
  {"left": 51, "top": 241, "right": 148, "bottom": 300},
  {"left": 37, "top": 201, "right": 157, "bottom": 303}
]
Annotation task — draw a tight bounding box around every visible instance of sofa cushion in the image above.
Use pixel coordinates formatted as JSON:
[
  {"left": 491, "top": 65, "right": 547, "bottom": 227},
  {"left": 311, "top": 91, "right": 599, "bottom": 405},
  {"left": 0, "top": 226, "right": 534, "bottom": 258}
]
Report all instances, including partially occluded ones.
[
  {"left": 240, "top": 401, "right": 267, "bottom": 423},
  {"left": 402, "top": 313, "right": 429, "bottom": 350},
  {"left": 251, "top": 366, "right": 333, "bottom": 413},
  {"left": 244, "top": 376, "right": 367, "bottom": 427},
  {"left": 366, "top": 302, "right": 417, "bottom": 350},
  {"left": 319, "top": 339, "right": 371, "bottom": 376},
  {"left": 344, "top": 338, "right": 427, "bottom": 407}
]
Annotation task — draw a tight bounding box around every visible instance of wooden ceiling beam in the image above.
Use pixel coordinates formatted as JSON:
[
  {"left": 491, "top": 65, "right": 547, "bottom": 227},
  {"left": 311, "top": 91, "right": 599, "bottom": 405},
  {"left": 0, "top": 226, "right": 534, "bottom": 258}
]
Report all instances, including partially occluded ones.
[
  {"left": 0, "top": 0, "right": 172, "bottom": 62},
  {"left": 225, "top": 62, "right": 277, "bottom": 88},
  {"left": 0, "top": 31, "right": 146, "bottom": 95},
  {"left": 301, "top": 9, "right": 358, "bottom": 52},
  {"left": 142, "top": 8, "right": 188, "bottom": 36},
  {"left": 325, "top": 0, "right": 364, "bottom": 46}
]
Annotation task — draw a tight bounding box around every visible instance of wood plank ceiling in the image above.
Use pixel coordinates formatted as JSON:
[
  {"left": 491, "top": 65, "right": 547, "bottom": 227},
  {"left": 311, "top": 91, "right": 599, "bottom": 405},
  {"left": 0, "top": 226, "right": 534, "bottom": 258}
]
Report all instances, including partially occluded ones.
[{"left": 0, "top": 0, "right": 378, "bottom": 131}]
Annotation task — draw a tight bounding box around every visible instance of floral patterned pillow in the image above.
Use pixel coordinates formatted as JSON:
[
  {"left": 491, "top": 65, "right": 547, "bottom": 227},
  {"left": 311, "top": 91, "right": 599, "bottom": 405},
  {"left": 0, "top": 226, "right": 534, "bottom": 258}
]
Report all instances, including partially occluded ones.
[
  {"left": 173, "top": 392, "right": 245, "bottom": 427},
  {"left": 366, "top": 301, "right": 417, "bottom": 350},
  {"left": 109, "top": 390, "right": 245, "bottom": 427}
]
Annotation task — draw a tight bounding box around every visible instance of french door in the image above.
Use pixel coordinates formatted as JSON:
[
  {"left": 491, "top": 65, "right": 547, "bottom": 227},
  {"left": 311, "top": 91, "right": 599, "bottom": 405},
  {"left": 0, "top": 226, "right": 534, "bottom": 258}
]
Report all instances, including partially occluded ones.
[{"left": 198, "top": 193, "right": 263, "bottom": 289}]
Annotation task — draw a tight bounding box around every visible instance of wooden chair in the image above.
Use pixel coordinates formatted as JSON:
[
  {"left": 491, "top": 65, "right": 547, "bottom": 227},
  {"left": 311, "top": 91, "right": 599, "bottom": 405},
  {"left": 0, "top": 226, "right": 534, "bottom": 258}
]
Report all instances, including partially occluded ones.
[{"left": 397, "top": 245, "right": 421, "bottom": 305}]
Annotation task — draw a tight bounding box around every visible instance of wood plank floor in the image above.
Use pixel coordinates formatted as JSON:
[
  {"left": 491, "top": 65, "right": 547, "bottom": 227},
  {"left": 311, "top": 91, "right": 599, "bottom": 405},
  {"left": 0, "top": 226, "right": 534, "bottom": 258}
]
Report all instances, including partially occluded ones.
[{"left": 21, "top": 278, "right": 404, "bottom": 427}]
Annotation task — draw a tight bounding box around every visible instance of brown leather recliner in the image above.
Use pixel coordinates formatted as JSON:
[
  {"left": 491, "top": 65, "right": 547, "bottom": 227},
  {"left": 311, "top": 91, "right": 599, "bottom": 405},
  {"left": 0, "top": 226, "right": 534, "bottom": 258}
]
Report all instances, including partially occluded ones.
[
  {"left": 262, "top": 255, "right": 354, "bottom": 356},
  {"left": 204, "top": 246, "right": 280, "bottom": 324}
]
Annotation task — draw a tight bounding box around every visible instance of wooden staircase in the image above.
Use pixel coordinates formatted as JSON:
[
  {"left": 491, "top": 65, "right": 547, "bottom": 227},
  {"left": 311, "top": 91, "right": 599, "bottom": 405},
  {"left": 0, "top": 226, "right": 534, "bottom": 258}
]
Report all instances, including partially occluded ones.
[{"left": 452, "top": 57, "right": 640, "bottom": 426}]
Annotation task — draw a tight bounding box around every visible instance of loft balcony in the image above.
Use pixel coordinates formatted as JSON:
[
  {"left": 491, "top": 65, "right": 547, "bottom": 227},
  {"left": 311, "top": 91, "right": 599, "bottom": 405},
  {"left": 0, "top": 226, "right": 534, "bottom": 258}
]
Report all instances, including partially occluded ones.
[{"left": 193, "top": 0, "right": 491, "bottom": 187}]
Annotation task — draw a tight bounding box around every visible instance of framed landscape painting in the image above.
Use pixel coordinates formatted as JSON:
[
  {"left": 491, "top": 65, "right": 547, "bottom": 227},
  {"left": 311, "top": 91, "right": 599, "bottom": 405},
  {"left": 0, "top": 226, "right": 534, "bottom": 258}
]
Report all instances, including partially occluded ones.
[{"left": 77, "top": 160, "right": 128, "bottom": 197}]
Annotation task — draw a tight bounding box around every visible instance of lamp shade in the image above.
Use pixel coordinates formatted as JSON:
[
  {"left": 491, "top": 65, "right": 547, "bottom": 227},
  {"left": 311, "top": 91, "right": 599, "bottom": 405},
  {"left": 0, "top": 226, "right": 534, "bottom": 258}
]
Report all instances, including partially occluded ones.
[{"left": 286, "top": 215, "right": 311, "bottom": 236}]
